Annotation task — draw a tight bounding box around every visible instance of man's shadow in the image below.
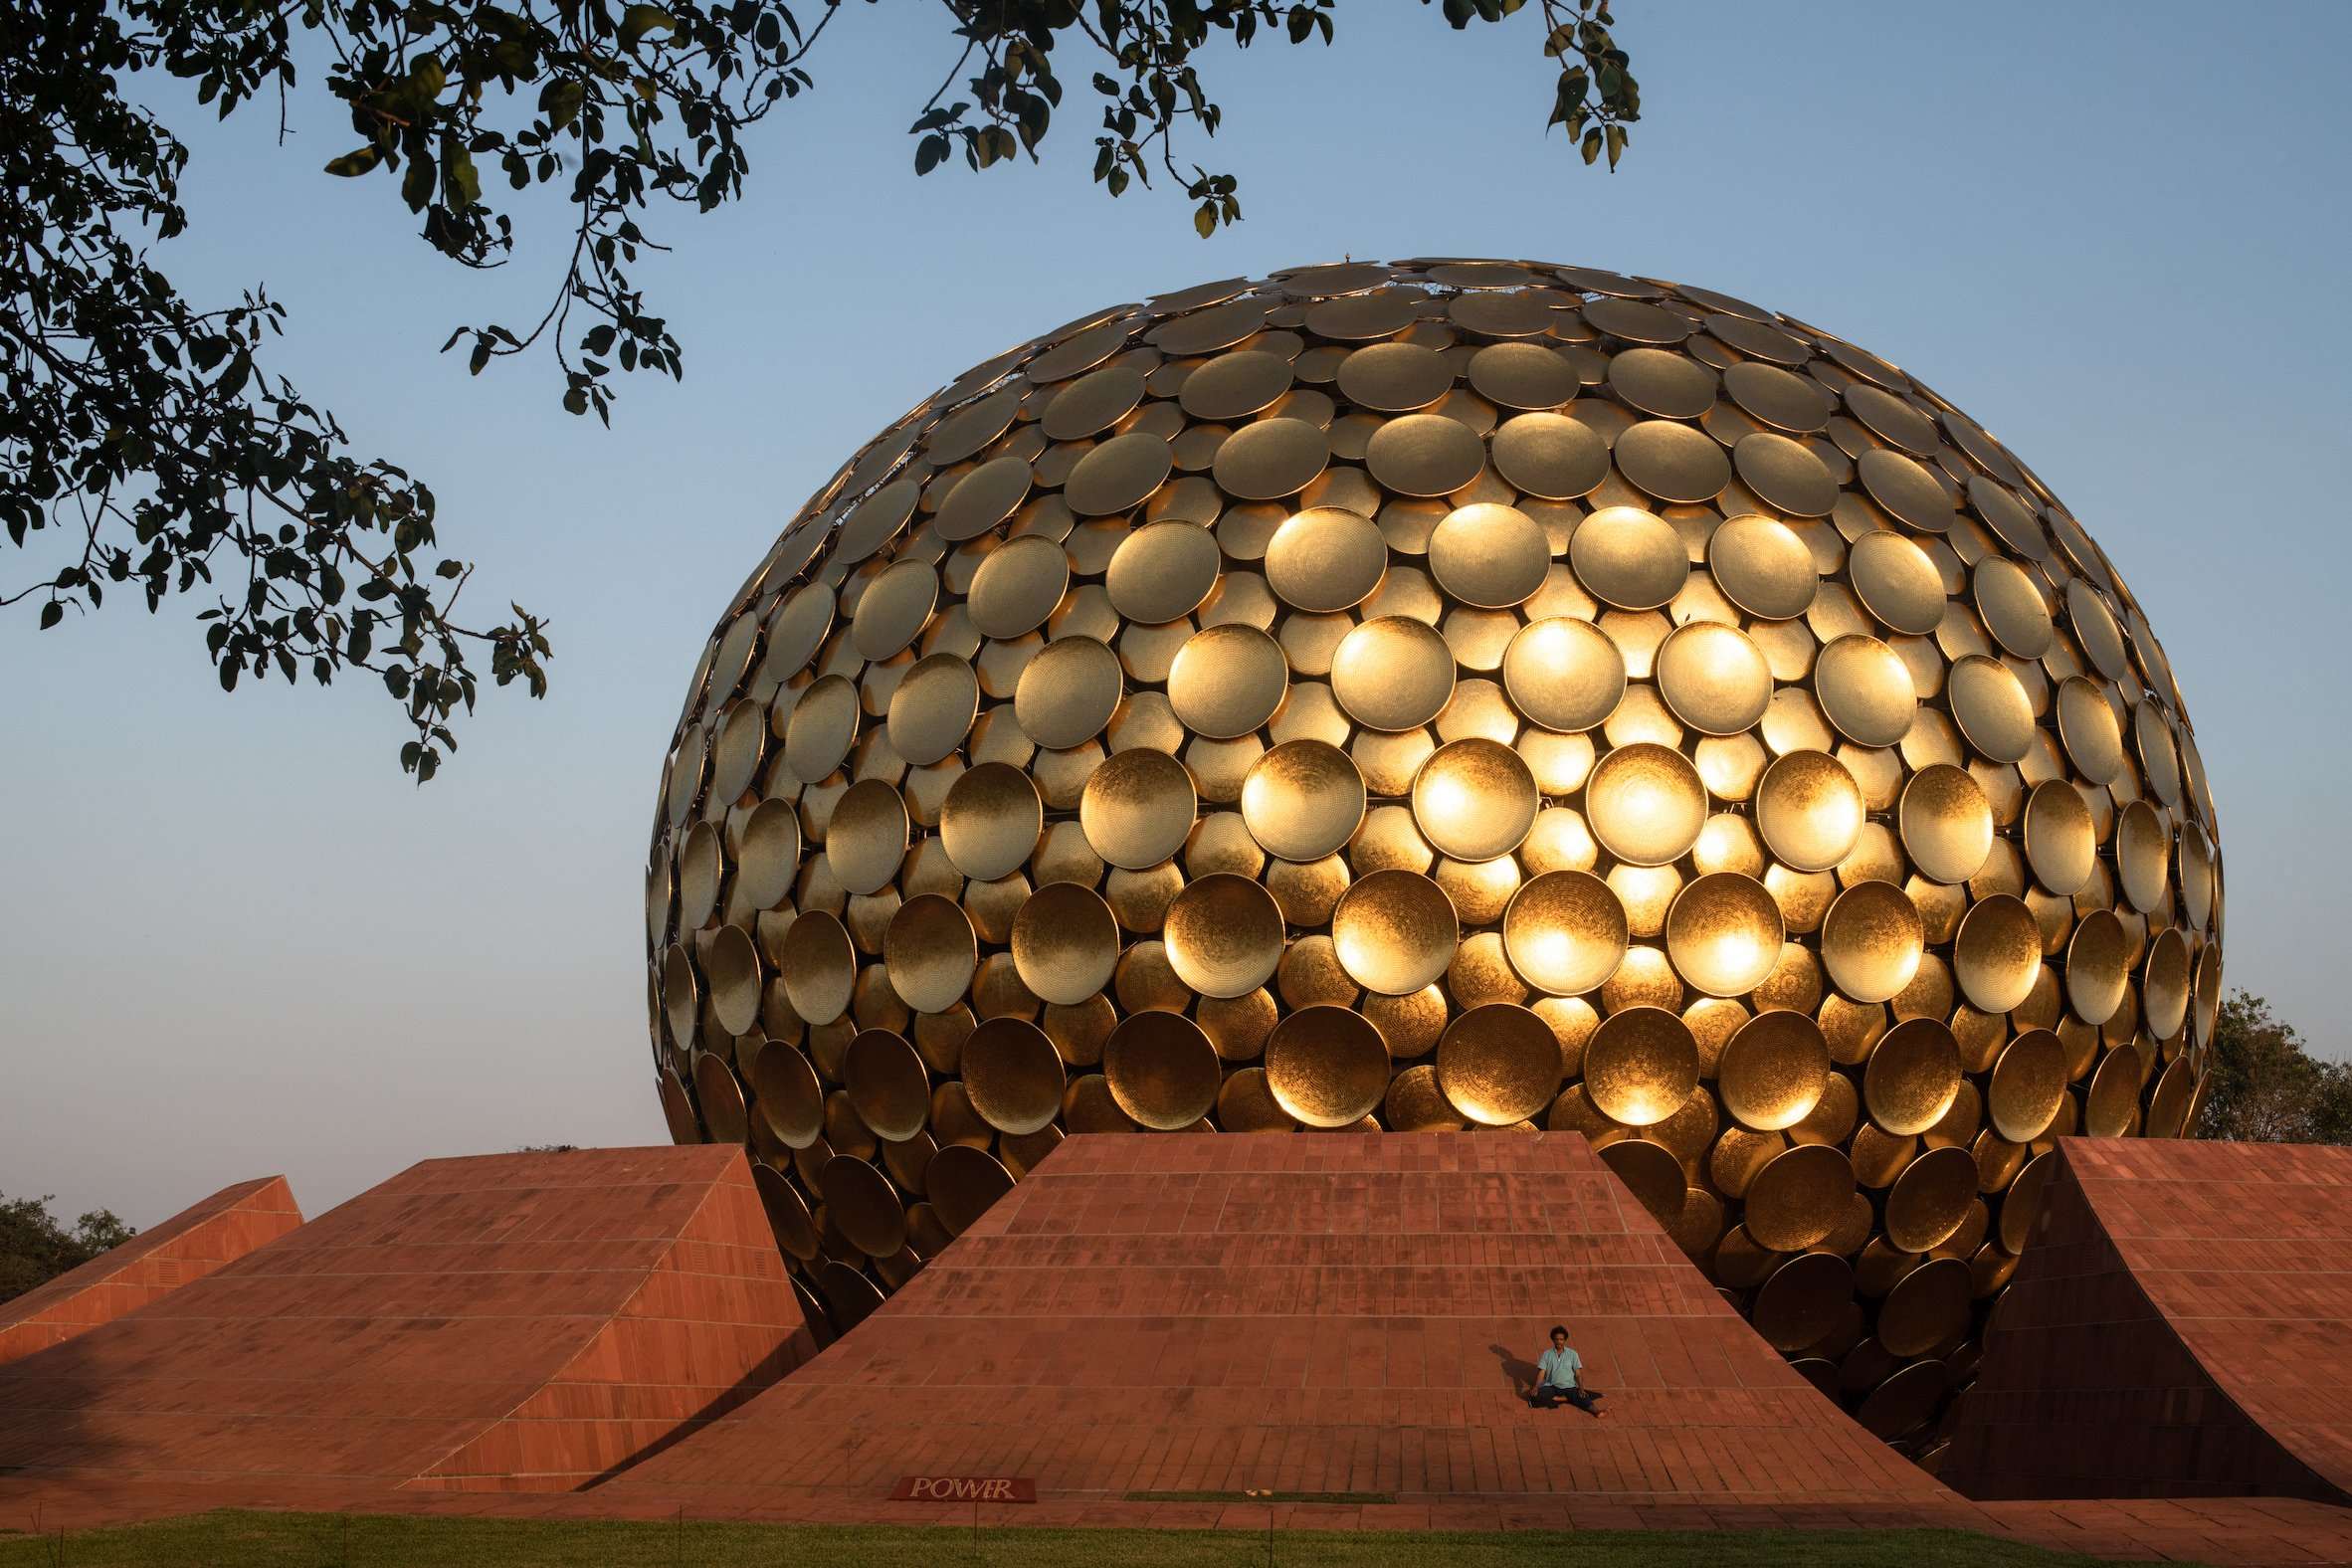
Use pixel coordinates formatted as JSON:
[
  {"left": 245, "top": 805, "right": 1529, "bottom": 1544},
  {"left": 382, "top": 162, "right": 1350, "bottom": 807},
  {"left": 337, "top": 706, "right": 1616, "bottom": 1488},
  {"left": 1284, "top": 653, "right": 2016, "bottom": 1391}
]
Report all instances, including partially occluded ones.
[{"left": 1487, "top": 1342, "right": 1540, "bottom": 1397}]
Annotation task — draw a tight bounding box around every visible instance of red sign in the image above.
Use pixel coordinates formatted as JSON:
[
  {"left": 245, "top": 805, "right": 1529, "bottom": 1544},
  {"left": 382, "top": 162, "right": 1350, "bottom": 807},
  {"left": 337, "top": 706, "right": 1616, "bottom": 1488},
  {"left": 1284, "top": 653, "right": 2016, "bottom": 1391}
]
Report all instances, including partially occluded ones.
[{"left": 890, "top": 1474, "right": 1037, "bottom": 1503}]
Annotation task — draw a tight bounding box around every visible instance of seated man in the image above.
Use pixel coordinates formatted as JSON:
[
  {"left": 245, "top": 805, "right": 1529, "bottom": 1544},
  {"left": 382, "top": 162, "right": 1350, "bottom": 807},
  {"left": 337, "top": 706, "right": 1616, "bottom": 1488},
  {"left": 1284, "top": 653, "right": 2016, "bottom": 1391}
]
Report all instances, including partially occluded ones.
[{"left": 1529, "top": 1324, "right": 1605, "bottom": 1415}]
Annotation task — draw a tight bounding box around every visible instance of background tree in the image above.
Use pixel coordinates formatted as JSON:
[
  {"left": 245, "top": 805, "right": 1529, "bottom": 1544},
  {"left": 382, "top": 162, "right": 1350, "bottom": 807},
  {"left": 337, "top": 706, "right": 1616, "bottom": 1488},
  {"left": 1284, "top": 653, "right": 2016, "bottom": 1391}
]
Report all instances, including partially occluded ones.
[
  {"left": 2, "top": 0, "right": 1638, "bottom": 780},
  {"left": 0, "top": 1193, "right": 138, "bottom": 1306},
  {"left": 2198, "top": 989, "right": 2352, "bottom": 1145}
]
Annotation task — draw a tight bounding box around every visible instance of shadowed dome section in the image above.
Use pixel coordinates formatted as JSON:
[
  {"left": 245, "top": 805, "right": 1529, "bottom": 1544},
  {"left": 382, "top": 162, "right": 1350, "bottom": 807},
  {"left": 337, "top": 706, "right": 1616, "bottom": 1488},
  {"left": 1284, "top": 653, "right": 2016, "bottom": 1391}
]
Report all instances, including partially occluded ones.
[{"left": 644, "top": 259, "right": 2225, "bottom": 1457}]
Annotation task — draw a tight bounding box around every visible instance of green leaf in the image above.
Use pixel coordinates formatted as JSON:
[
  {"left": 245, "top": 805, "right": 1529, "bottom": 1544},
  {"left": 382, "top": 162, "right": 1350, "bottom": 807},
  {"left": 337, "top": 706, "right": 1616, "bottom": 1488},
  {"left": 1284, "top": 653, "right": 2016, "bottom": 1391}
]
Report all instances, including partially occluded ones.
[
  {"left": 620, "top": 5, "right": 676, "bottom": 47},
  {"left": 324, "top": 146, "right": 382, "bottom": 177},
  {"left": 1193, "top": 201, "right": 1216, "bottom": 239},
  {"left": 38, "top": 601, "right": 62, "bottom": 630}
]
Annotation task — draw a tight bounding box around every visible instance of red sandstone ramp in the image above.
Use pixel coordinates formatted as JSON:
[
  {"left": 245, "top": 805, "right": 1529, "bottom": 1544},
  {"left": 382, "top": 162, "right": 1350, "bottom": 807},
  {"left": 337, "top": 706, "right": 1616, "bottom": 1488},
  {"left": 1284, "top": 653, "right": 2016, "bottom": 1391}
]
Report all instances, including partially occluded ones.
[
  {"left": 609, "top": 1132, "right": 1947, "bottom": 1506},
  {"left": 1944, "top": 1137, "right": 2352, "bottom": 1504},
  {"left": 0, "top": 1176, "right": 301, "bottom": 1366},
  {"left": 0, "top": 1147, "right": 817, "bottom": 1493}
]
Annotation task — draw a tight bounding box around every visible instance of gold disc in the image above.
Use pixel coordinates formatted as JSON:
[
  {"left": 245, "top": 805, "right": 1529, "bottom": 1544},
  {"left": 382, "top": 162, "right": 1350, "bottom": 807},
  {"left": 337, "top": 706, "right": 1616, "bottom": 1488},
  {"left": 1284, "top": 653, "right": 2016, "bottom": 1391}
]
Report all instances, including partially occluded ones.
[
  {"left": 1607, "top": 346, "right": 1716, "bottom": 419},
  {"left": 1884, "top": 1144, "right": 1979, "bottom": 1253},
  {"left": 1264, "top": 1005, "right": 1392, "bottom": 1127},
  {"left": 1614, "top": 419, "right": 1730, "bottom": 503},
  {"left": 1897, "top": 764, "right": 1994, "bottom": 885},
  {"left": 1366, "top": 413, "right": 1487, "bottom": 497},
  {"left": 1015, "top": 634, "right": 1124, "bottom": 749},
  {"left": 1585, "top": 742, "right": 1708, "bottom": 867},
  {"left": 935, "top": 454, "right": 1034, "bottom": 542},
  {"left": 1241, "top": 739, "right": 1367, "bottom": 863},
  {"left": 1430, "top": 502, "right": 1550, "bottom": 609},
  {"left": 1179, "top": 349, "right": 1294, "bottom": 420},
  {"left": 2115, "top": 800, "right": 2171, "bottom": 914},
  {"left": 1163, "top": 872, "right": 1284, "bottom": 999},
  {"left": 1217, "top": 1067, "right": 1294, "bottom": 1132},
  {"left": 1948, "top": 655, "right": 2034, "bottom": 763},
  {"left": 1754, "top": 751, "right": 1865, "bottom": 874},
  {"left": 966, "top": 533, "right": 1071, "bottom": 640},
  {"left": 1491, "top": 412, "right": 1609, "bottom": 498},
  {"left": 1863, "top": 1017, "right": 1962, "bottom": 1135},
  {"left": 1331, "top": 869, "right": 1460, "bottom": 996},
  {"left": 940, "top": 762, "right": 1044, "bottom": 882},
  {"left": 826, "top": 778, "right": 909, "bottom": 896},
  {"left": 1501, "top": 871, "right": 1629, "bottom": 997},
  {"left": 1954, "top": 893, "right": 2041, "bottom": 1014},
  {"left": 1335, "top": 340, "right": 1454, "bottom": 411},
  {"left": 1744, "top": 1143, "right": 1856, "bottom": 1252},
  {"left": 704, "top": 924, "right": 762, "bottom": 1037},
  {"left": 1411, "top": 738, "right": 1539, "bottom": 862},
  {"left": 1718, "top": 1010, "right": 1831, "bottom": 1132},
  {"left": 784, "top": 674, "right": 859, "bottom": 782},
  {"left": 1502, "top": 619, "right": 1625, "bottom": 734},
  {"left": 1065, "top": 430, "right": 1174, "bottom": 516},
  {"left": 928, "top": 1144, "right": 1016, "bottom": 1237},
  {"left": 1665, "top": 873, "right": 1785, "bottom": 998},
  {"left": 1815, "top": 635, "right": 1916, "bottom": 748},
  {"left": 1857, "top": 448, "right": 1954, "bottom": 533},
  {"left": 1437, "top": 1003, "right": 1564, "bottom": 1125},
  {"left": 692, "top": 1052, "right": 747, "bottom": 1145},
  {"left": 1101, "top": 1009, "right": 1221, "bottom": 1130},
  {"left": 1599, "top": 1138, "right": 1687, "bottom": 1226},
  {"left": 745, "top": 1040, "right": 825, "bottom": 1149},
  {"left": 959, "top": 1016, "right": 1067, "bottom": 1136},
  {"left": 1266, "top": 506, "right": 1386, "bottom": 612},
  {"left": 1385, "top": 1062, "right": 1465, "bottom": 1131},
  {"left": 1106, "top": 519, "right": 1222, "bottom": 624},
  {"left": 2143, "top": 927, "right": 2191, "bottom": 1040},
  {"left": 1213, "top": 417, "right": 1330, "bottom": 499},
  {"left": 2065, "top": 908, "right": 2128, "bottom": 1025},
  {"left": 1848, "top": 531, "right": 1946, "bottom": 637},
  {"left": 883, "top": 893, "right": 979, "bottom": 1014},
  {"left": 1655, "top": 622, "right": 1772, "bottom": 737},
  {"left": 1709, "top": 515, "right": 1818, "bottom": 621},
  {"left": 1331, "top": 615, "right": 1456, "bottom": 731},
  {"left": 1733, "top": 432, "right": 1839, "bottom": 517},
  {"left": 780, "top": 909, "right": 855, "bottom": 1024},
  {"left": 1723, "top": 361, "right": 1831, "bottom": 431},
  {"left": 1470, "top": 342, "right": 1579, "bottom": 411},
  {"left": 819, "top": 1154, "right": 906, "bottom": 1258},
  {"left": 1570, "top": 504, "right": 1688, "bottom": 610},
  {"left": 887, "top": 653, "right": 981, "bottom": 766},
  {"left": 1168, "top": 623, "right": 1288, "bottom": 739},
  {"left": 1078, "top": 746, "right": 1197, "bottom": 870},
  {"left": 1821, "top": 881, "right": 1924, "bottom": 1004},
  {"left": 1010, "top": 882, "right": 1119, "bottom": 1006},
  {"left": 1973, "top": 557, "right": 2053, "bottom": 658},
  {"left": 1582, "top": 1005, "right": 1700, "bottom": 1126},
  {"left": 1752, "top": 1252, "right": 1854, "bottom": 1351},
  {"left": 843, "top": 1029, "right": 931, "bottom": 1143}
]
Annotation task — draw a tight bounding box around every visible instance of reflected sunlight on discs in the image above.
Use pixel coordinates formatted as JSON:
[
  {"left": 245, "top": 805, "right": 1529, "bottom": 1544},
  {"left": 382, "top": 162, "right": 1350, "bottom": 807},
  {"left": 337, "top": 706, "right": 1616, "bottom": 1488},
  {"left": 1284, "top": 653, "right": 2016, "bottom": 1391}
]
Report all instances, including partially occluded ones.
[{"left": 645, "top": 260, "right": 2223, "bottom": 1455}]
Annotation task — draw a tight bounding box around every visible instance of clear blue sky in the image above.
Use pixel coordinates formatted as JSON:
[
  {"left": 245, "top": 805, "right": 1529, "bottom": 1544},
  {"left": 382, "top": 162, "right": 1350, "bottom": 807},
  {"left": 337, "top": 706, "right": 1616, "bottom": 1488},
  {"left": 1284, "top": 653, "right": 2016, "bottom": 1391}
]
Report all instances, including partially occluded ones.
[{"left": 5, "top": 2, "right": 2347, "bottom": 1226}]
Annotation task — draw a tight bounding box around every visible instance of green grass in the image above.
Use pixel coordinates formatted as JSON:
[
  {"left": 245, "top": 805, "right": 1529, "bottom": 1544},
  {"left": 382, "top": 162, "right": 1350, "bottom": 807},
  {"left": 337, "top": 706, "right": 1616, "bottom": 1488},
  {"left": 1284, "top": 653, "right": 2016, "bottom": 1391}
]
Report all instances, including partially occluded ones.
[{"left": 0, "top": 1510, "right": 2147, "bottom": 1567}]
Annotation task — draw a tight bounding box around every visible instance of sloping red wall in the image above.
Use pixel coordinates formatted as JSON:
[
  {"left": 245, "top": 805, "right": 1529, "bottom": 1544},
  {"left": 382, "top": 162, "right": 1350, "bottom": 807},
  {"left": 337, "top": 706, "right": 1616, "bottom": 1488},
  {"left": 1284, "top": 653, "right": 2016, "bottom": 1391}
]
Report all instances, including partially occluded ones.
[
  {"left": 0, "top": 1176, "right": 302, "bottom": 1366},
  {"left": 0, "top": 1147, "right": 816, "bottom": 1492},
  {"left": 1944, "top": 1137, "right": 2352, "bottom": 1503},
  {"left": 611, "top": 1131, "right": 1949, "bottom": 1506}
]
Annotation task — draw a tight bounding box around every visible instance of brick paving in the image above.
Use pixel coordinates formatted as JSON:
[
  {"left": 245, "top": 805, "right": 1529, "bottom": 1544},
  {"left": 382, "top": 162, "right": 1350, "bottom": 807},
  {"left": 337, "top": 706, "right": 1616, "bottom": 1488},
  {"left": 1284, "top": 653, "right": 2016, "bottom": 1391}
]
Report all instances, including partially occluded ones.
[
  {"left": 0, "top": 1175, "right": 301, "bottom": 1366},
  {"left": 0, "top": 1147, "right": 815, "bottom": 1492},
  {"left": 1945, "top": 1138, "right": 2352, "bottom": 1506}
]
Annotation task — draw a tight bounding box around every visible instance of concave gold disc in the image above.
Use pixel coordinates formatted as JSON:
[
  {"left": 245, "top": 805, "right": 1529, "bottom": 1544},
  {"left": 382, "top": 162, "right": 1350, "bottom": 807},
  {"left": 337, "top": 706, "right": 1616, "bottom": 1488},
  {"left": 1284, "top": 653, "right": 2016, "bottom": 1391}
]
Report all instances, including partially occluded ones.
[
  {"left": 1079, "top": 746, "right": 1197, "bottom": 870},
  {"left": 1331, "top": 869, "right": 1460, "bottom": 996},
  {"left": 1470, "top": 342, "right": 1579, "bottom": 410},
  {"left": 704, "top": 924, "right": 763, "bottom": 1037},
  {"left": 1501, "top": 871, "right": 1629, "bottom": 997},
  {"left": 1821, "top": 881, "right": 1924, "bottom": 1004},
  {"left": 1723, "top": 361, "right": 1831, "bottom": 432},
  {"left": 1973, "top": 557, "right": 2053, "bottom": 658},
  {"left": 1437, "top": 1003, "right": 1564, "bottom": 1125},
  {"left": 1718, "top": 1010, "right": 1831, "bottom": 1132},
  {"left": 1168, "top": 623, "right": 1289, "bottom": 739},
  {"left": 1655, "top": 623, "right": 1772, "bottom": 737},
  {"left": 1862, "top": 1017, "right": 1962, "bottom": 1135},
  {"left": 887, "top": 653, "right": 981, "bottom": 766},
  {"left": 1878, "top": 1255, "right": 1971, "bottom": 1358},
  {"left": 1954, "top": 893, "right": 2041, "bottom": 1014},
  {"left": 843, "top": 1028, "right": 931, "bottom": 1143},
  {"left": 1241, "top": 739, "right": 1367, "bottom": 863},
  {"left": 1336, "top": 340, "right": 1454, "bottom": 411},
  {"left": 1743, "top": 1143, "right": 1856, "bottom": 1252},
  {"left": 883, "top": 893, "right": 979, "bottom": 1015},
  {"left": 1267, "top": 506, "right": 1386, "bottom": 612},
  {"left": 1857, "top": 448, "right": 1954, "bottom": 532},
  {"left": 746, "top": 1039, "right": 825, "bottom": 1149},
  {"left": 1331, "top": 615, "right": 1456, "bottom": 731},
  {"left": 826, "top": 778, "right": 909, "bottom": 896},
  {"left": 1665, "top": 873, "right": 1785, "bottom": 998},
  {"left": 1163, "top": 872, "right": 1284, "bottom": 998},
  {"left": 1015, "top": 634, "right": 1124, "bottom": 749},
  {"left": 1948, "top": 656, "right": 2034, "bottom": 763},
  {"left": 1987, "top": 1028, "right": 2066, "bottom": 1142},
  {"left": 1848, "top": 531, "right": 1946, "bottom": 637},
  {"left": 2115, "top": 800, "right": 2171, "bottom": 914},
  {"left": 940, "top": 762, "right": 1044, "bottom": 882},
  {"left": 1598, "top": 1138, "right": 1686, "bottom": 1225},
  {"left": 2143, "top": 927, "right": 2191, "bottom": 1040},
  {"left": 1585, "top": 742, "right": 1708, "bottom": 867},
  {"left": 1101, "top": 1008, "right": 1221, "bottom": 1130},
  {"left": 1106, "top": 519, "right": 1222, "bottom": 624},
  {"left": 1214, "top": 417, "right": 1330, "bottom": 500},
  {"left": 935, "top": 454, "right": 1034, "bottom": 542},
  {"left": 1814, "top": 635, "right": 1916, "bottom": 748},
  {"left": 1264, "top": 1005, "right": 1392, "bottom": 1127},
  {"left": 1571, "top": 505, "right": 1688, "bottom": 610},
  {"left": 928, "top": 1144, "right": 1016, "bottom": 1237},
  {"left": 750, "top": 1162, "right": 820, "bottom": 1261},
  {"left": 1733, "top": 432, "right": 1838, "bottom": 517},
  {"left": 1430, "top": 502, "right": 1550, "bottom": 609},
  {"left": 1897, "top": 764, "right": 1993, "bottom": 885},
  {"left": 780, "top": 909, "right": 856, "bottom": 1024},
  {"left": 1615, "top": 419, "right": 1730, "bottom": 503},
  {"left": 851, "top": 559, "right": 938, "bottom": 663},
  {"left": 1366, "top": 412, "right": 1487, "bottom": 496},
  {"left": 819, "top": 1154, "right": 905, "bottom": 1258},
  {"left": 1065, "top": 430, "right": 1174, "bottom": 516},
  {"left": 1385, "top": 1062, "right": 1465, "bottom": 1131},
  {"left": 1411, "top": 738, "right": 1539, "bottom": 862},
  {"left": 1709, "top": 515, "right": 1818, "bottom": 621},
  {"left": 1179, "top": 349, "right": 1294, "bottom": 420},
  {"left": 1503, "top": 619, "right": 1625, "bottom": 734},
  {"left": 1491, "top": 412, "right": 1609, "bottom": 498},
  {"left": 966, "top": 533, "right": 1071, "bottom": 640},
  {"left": 960, "top": 1016, "right": 1067, "bottom": 1136},
  {"left": 1754, "top": 751, "right": 1864, "bottom": 874},
  {"left": 1217, "top": 1066, "right": 1294, "bottom": 1132},
  {"left": 784, "top": 675, "right": 860, "bottom": 782},
  {"left": 2065, "top": 908, "right": 2128, "bottom": 1025},
  {"left": 1752, "top": 1252, "right": 1854, "bottom": 1352},
  {"left": 1884, "top": 1144, "right": 1979, "bottom": 1253},
  {"left": 1607, "top": 346, "right": 1716, "bottom": 419},
  {"left": 692, "top": 1053, "right": 748, "bottom": 1144},
  {"left": 1010, "top": 881, "right": 1119, "bottom": 1006},
  {"left": 1581, "top": 1005, "right": 1699, "bottom": 1126}
]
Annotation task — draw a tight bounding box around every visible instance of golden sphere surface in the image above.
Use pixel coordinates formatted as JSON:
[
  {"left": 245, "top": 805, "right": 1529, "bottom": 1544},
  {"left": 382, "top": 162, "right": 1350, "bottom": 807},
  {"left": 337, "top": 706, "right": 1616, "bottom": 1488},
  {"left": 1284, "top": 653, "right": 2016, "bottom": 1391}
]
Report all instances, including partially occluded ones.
[{"left": 646, "top": 260, "right": 2226, "bottom": 1455}]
